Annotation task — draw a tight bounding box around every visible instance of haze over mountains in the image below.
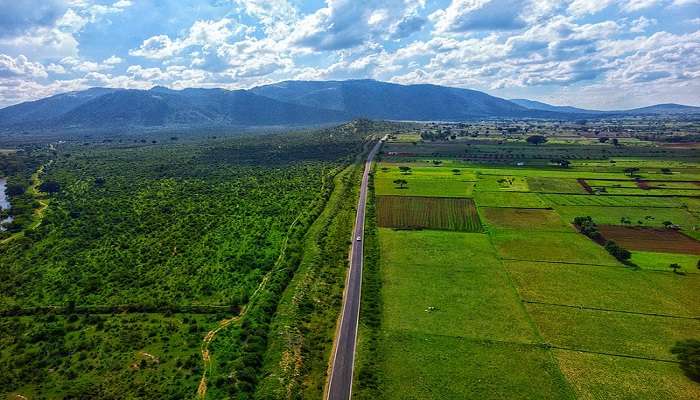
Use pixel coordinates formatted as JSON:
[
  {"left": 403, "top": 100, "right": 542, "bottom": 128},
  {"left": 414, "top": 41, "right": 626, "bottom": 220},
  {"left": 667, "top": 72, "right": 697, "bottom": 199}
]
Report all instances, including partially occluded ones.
[{"left": 1, "top": 79, "right": 698, "bottom": 133}]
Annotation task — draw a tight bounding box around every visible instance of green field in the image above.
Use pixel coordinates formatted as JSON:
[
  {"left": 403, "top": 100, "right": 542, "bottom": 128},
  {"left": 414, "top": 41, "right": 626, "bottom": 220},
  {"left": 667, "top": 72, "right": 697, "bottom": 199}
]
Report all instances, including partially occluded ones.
[
  {"left": 492, "top": 231, "right": 621, "bottom": 265},
  {"left": 480, "top": 207, "right": 571, "bottom": 232},
  {"left": 539, "top": 193, "right": 691, "bottom": 207},
  {"left": 474, "top": 190, "right": 547, "bottom": 208},
  {"left": 556, "top": 350, "right": 700, "bottom": 400},
  {"left": 363, "top": 229, "right": 573, "bottom": 399},
  {"left": 379, "top": 230, "right": 534, "bottom": 342},
  {"left": 527, "top": 177, "right": 588, "bottom": 194},
  {"left": 378, "top": 331, "right": 574, "bottom": 400},
  {"left": 475, "top": 175, "right": 529, "bottom": 191},
  {"left": 528, "top": 304, "right": 700, "bottom": 360},
  {"left": 377, "top": 196, "right": 481, "bottom": 231},
  {"left": 359, "top": 134, "right": 700, "bottom": 400},
  {"left": 552, "top": 205, "right": 699, "bottom": 229},
  {"left": 375, "top": 163, "right": 476, "bottom": 197},
  {"left": 505, "top": 261, "right": 699, "bottom": 316},
  {"left": 630, "top": 251, "right": 700, "bottom": 273}
]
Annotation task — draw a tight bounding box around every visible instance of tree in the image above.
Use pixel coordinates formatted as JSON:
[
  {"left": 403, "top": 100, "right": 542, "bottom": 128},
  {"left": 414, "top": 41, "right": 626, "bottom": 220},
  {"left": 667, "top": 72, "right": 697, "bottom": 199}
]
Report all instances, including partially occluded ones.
[
  {"left": 432, "top": 160, "right": 443, "bottom": 166},
  {"left": 39, "top": 181, "right": 61, "bottom": 193},
  {"left": 611, "top": 138, "right": 619, "bottom": 146},
  {"left": 604, "top": 240, "right": 631, "bottom": 261},
  {"left": 393, "top": 179, "right": 408, "bottom": 189},
  {"left": 5, "top": 184, "right": 25, "bottom": 196},
  {"left": 398, "top": 166, "right": 412, "bottom": 174},
  {"left": 671, "top": 339, "right": 700, "bottom": 382},
  {"left": 598, "top": 137, "right": 609, "bottom": 143},
  {"left": 663, "top": 220, "right": 677, "bottom": 229},
  {"left": 661, "top": 168, "right": 672, "bottom": 174},
  {"left": 551, "top": 159, "right": 571, "bottom": 168},
  {"left": 526, "top": 135, "right": 547, "bottom": 145},
  {"left": 94, "top": 177, "right": 106, "bottom": 187},
  {"left": 623, "top": 167, "right": 640, "bottom": 177},
  {"left": 452, "top": 169, "right": 461, "bottom": 175},
  {"left": 670, "top": 263, "right": 682, "bottom": 274}
]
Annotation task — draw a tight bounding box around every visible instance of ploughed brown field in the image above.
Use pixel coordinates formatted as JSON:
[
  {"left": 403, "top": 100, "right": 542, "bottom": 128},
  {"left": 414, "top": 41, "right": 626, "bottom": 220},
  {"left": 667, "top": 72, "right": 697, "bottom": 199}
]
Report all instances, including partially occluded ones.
[{"left": 598, "top": 225, "right": 700, "bottom": 255}]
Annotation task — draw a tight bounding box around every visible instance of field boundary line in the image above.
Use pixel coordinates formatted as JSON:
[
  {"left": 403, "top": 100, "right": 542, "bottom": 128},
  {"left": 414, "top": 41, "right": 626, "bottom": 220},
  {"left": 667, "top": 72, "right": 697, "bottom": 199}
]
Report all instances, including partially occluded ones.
[
  {"left": 502, "top": 258, "right": 700, "bottom": 275},
  {"left": 383, "top": 328, "right": 547, "bottom": 348},
  {"left": 523, "top": 300, "right": 699, "bottom": 320},
  {"left": 549, "top": 346, "right": 680, "bottom": 364},
  {"left": 482, "top": 229, "right": 579, "bottom": 398},
  {"left": 500, "top": 258, "right": 622, "bottom": 268}
]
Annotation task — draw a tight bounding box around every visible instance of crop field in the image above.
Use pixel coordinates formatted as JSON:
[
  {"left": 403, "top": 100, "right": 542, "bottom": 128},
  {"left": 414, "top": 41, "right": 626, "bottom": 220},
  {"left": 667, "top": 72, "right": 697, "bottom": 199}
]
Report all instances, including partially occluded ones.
[
  {"left": 528, "top": 304, "right": 700, "bottom": 359},
  {"left": 358, "top": 134, "right": 700, "bottom": 400},
  {"left": 376, "top": 195, "right": 481, "bottom": 231},
  {"left": 359, "top": 229, "right": 573, "bottom": 399},
  {"left": 553, "top": 205, "right": 699, "bottom": 231},
  {"left": 505, "top": 261, "right": 700, "bottom": 316},
  {"left": 555, "top": 351, "right": 700, "bottom": 400},
  {"left": 480, "top": 207, "right": 571, "bottom": 231},
  {"left": 475, "top": 175, "right": 529, "bottom": 191},
  {"left": 374, "top": 163, "right": 476, "bottom": 197},
  {"left": 539, "top": 193, "right": 690, "bottom": 207},
  {"left": 492, "top": 230, "right": 621, "bottom": 265},
  {"left": 526, "top": 177, "right": 588, "bottom": 194},
  {"left": 374, "top": 176, "right": 475, "bottom": 197},
  {"left": 598, "top": 225, "right": 700, "bottom": 254},
  {"left": 630, "top": 251, "right": 700, "bottom": 273},
  {"left": 377, "top": 230, "right": 535, "bottom": 341},
  {"left": 474, "top": 190, "right": 547, "bottom": 208}
]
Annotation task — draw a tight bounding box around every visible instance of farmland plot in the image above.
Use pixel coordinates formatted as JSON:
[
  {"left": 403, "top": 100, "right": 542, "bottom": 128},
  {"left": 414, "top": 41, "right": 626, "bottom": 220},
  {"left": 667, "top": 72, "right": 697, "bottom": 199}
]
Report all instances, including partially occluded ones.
[
  {"left": 377, "top": 195, "right": 481, "bottom": 231},
  {"left": 527, "top": 177, "right": 589, "bottom": 194},
  {"left": 480, "top": 208, "right": 571, "bottom": 232},
  {"left": 599, "top": 225, "right": 700, "bottom": 254},
  {"left": 539, "top": 193, "right": 688, "bottom": 207}
]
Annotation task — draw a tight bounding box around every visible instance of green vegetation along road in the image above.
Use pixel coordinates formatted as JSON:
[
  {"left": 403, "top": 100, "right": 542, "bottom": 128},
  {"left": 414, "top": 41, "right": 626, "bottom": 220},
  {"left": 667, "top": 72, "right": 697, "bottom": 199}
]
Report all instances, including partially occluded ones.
[{"left": 326, "top": 136, "right": 384, "bottom": 400}]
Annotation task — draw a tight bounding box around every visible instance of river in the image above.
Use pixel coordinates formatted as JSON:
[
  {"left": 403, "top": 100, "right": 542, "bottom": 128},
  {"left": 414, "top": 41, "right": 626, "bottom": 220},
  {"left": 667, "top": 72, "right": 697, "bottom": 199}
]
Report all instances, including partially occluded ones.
[{"left": 0, "top": 178, "right": 13, "bottom": 229}]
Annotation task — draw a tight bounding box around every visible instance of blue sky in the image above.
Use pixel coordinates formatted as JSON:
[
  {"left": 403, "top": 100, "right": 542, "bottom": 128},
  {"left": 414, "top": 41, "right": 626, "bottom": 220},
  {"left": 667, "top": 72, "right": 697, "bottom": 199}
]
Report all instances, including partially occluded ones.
[{"left": 0, "top": 0, "right": 699, "bottom": 109}]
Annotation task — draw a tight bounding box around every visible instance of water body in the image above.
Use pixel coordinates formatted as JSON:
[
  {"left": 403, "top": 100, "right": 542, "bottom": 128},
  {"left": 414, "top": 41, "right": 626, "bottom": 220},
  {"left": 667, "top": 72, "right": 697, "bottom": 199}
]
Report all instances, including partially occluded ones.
[{"left": 0, "top": 178, "right": 13, "bottom": 229}]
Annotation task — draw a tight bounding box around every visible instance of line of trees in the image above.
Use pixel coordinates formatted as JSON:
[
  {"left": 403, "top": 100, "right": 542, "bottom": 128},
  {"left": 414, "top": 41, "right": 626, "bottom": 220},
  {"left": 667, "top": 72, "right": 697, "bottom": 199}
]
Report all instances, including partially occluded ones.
[{"left": 572, "top": 216, "right": 631, "bottom": 262}]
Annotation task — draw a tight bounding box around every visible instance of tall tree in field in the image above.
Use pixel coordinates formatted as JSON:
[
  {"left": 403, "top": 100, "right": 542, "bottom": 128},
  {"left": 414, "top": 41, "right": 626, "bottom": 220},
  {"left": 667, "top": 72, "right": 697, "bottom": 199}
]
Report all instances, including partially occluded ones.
[
  {"left": 398, "top": 166, "right": 411, "bottom": 174},
  {"left": 393, "top": 179, "right": 408, "bottom": 189},
  {"left": 624, "top": 167, "right": 640, "bottom": 177},
  {"left": 526, "top": 135, "right": 547, "bottom": 145}
]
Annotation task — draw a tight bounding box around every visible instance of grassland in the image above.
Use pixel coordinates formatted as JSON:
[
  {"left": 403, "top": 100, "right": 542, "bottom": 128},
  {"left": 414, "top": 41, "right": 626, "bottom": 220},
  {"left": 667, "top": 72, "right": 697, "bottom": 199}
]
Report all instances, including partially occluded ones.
[
  {"left": 555, "top": 350, "right": 700, "bottom": 400},
  {"left": 492, "top": 230, "right": 621, "bottom": 265},
  {"left": 354, "top": 228, "right": 575, "bottom": 399},
  {"left": 505, "top": 261, "right": 699, "bottom": 316},
  {"left": 374, "top": 164, "right": 476, "bottom": 197},
  {"left": 630, "top": 251, "right": 700, "bottom": 273},
  {"left": 480, "top": 207, "right": 571, "bottom": 231},
  {"left": 377, "top": 196, "right": 481, "bottom": 231},
  {"left": 378, "top": 230, "right": 535, "bottom": 342},
  {"left": 474, "top": 190, "right": 548, "bottom": 208},
  {"left": 552, "top": 205, "right": 699, "bottom": 231}
]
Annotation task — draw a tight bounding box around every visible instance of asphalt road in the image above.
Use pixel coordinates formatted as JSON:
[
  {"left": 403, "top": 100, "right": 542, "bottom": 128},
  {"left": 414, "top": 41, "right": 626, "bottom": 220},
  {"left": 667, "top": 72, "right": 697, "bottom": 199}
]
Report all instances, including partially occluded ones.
[{"left": 326, "top": 137, "right": 384, "bottom": 400}]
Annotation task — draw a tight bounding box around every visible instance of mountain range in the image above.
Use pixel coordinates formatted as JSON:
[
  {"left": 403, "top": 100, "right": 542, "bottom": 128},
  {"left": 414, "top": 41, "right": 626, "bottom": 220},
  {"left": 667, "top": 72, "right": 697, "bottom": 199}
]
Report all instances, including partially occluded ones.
[{"left": 1, "top": 79, "right": 698, "bottom": 133}]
